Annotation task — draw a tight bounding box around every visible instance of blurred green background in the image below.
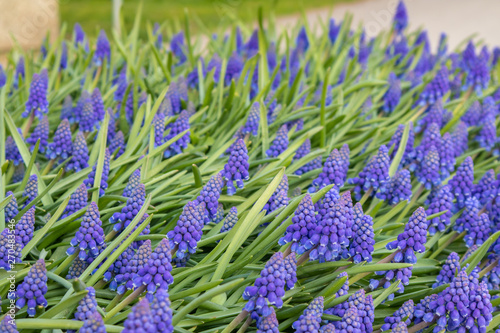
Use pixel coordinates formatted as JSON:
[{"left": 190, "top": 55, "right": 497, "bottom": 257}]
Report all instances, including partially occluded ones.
[{"left": 60, "top": 0, "right": 354, "bottom": 38}]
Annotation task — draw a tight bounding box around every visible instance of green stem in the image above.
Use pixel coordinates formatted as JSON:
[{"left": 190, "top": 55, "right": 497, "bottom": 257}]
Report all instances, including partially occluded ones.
[
  {"left": 221, "top": 310, "right": 249, "bottom": 333},
  {"left": 105, "top": 293, "right": 124, "bottom": 312},
  {"left": 397, "top": 184, "right": 424, "bottom": 223},
  {"left": 236, "top": 316, "right": 252, "bottom": 333},
  {"left": 53, "top": 251, "right": 78, "bottom": 275},
  {"left": 407, "top": 317, "right": 436, "bottom": 333},
  {"left": 93, "top": 279, "right": 107, "bottom": 290},
  {"left": 429, "top": 231, "right": 466, "bottom": 259},
  {"left": 104, "top": 285, "right": 146, "bottom": 321},
  {"left": 359, "top": 187, "right": 373, "bottom": 205},
  {"left": 22, "top": 112, "right": 35, "bottom": 138},
  {"left": 479, "top": 259, "right": 499, "bottom": 278}
]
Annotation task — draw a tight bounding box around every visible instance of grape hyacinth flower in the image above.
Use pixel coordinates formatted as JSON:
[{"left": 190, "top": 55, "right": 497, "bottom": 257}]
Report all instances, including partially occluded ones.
[
  {"left": 60, "top": 95, "right": 73, "bottom": 120},
  {"left": 164, "top": 110, "right": 190, "bottom": 158},
  {"left": 94, "top": 30, "right": 111, "bottom": 66},
  {"left": 22, "top": 176, "right": 38, "bottom": 209},
  {"left": 243, "top": 252, "right": 286, "bottom": 317},
  {"left": 279, "top": 194, "right": 316, "bottom": 253},
  {"left": 0, "top": 315, "right": 17, "bottom": 333},
  {"left": 80, "top": 312, "right": 106, "bottom": 333},
  {"left": 449, "top": 156, "right": 474, "bottom": 211},
  {"left": 461, "top": 101, "right": 482, "bottom": 127},
  {"left": 151, "top": 288, "right": 174, "bottom": 333},
  {"left": 153, "top": 113, "right": 166, "bottom": 148},
  {"left": 418, "top": 66, "right": 449, "bottom": 106},
  {"left": 293, "top": 139, "right": 312, "bottom": 163},
  {"left": 413, "top": 293, "right": 439, "bottom": 327},
  {"left": 84, "top": 148, "right": 110, "bottom": 197},
  {"left": 66, "top": 132, "right": 89, "bottom": 172},
  {"left": 257, "top": 308, "right": 279, "bottom": 333},
  {"left": 5, "top": 191, "right": 18, "bottom": 223},
  {"left": 241, "top": 102, "right": 260, "bottom": 136},
  {"left": 46, "top": 119, "right": 73, "bottom": 160},
  {"left": 459, "top": 281, "right": 493, "bottom": 332},
  {"left": 476, "top": 115, "right": 497, "bottom": 151},
  {"left": 393, "top": 1, "right": 408, "bottom": 34},
  {"left": 171, "top": 32, "right": 187, "bottom": 64},
  {"left": 296, "top": 156, "right": 323, "bottom": 176},
  {"left": 452, "top": 122, "right": 468, "bottom": 157},
  {"left": 223, "top": 139, "right": 249, "bottom": 195},
  {"left": 482, "top": 96, "right": 498, "bottom": 118},
  {"left": 387, "top": 207, "right": 428, "bottom": 263},
  {"left": 113, "top": 240, "right": 151, "bottom": 294},
  {"left": 194, "top": 172, "right": 224, "bottom": 223},
  {"left": 388, "top": 123, "right": 414, "bottom": 163},
  {"left": 349, "top": 203, "right": 375, "bottom": 263},
  {"left": 349, "top": 145, "right": 391, "bottom": 200},
  {"left": 463, "top": 50, "right": 490, "bottom": 95},
  {"left": 122, "top": 298, "right": 156, "bottom": 333},
  {"left": 439, "top": 132, "right": 456, "bottom": 179},
  {"left": 165, "top": 81, "right": 181, "bottom": 115},
  {"left": 381, "top": 300, "right": 414, "bottom": 331},
  {"left": 109, "top": 183, "right": 146, "bottom": 232},
  {"left": 60, "top": 41, "right": 68, "bottom": 70},
  {"left": 283, "top": 253, "right": 298, "bottom": 291},
  {"left": 416, "top": 101, "right": 448, "bottom": 132},
  {"left": 66, "top": 258, "right": 89, "bottom": 279},
  {"left": 11, "top": 259, "right": 48, "bottom": 317},
  {"left": 433, "top": 252, "right": 461, "bottom": 288},
  {"left": 473, "top": 169, "right": 497, "bottom": 206},
  {"left": 309, "top": 148, "right": 347, "bottom": 193},
  {"left": 382, "top": 72, "right": 401, "bottom": 113},
  {"left": 221, "top": 207, "right": 238, "bottom": 233},
  {"left": 416, "top": 146, "right": 441, "bottom": 189},
  {"left": 225, "top": 52, "right": 244, "bottom": 85},
  {"left": 91, "top": 88, "right": 105, "bottom": 122},
  {"left": 0, "top": 65, "right": 6, "bottom": 88},
  {"left": 123, "top": 169, "right": 141, "bottom": 198},
  {"left": 266, "top": 125, "right": 289, "bottom": 157},
  {"left": 167, "top": 201, "right": 205, "bottom": 259},
  {"left": 26, "top": 116, "right": 49, "bottom": 152},
  {"left": 133, "top": 238, "right": 174, "bottom": 301},
  {"left": 61, "top": 183, "right": 88, "bottom": 219},
  {"left": 23, "top": 69, "right": 49, "bottom": 119},
  {"left": 338, "top": 307, "right": 362, "bottom": 333},
  {"left": 379, "top": 169, "right": 412, "bottom": 205},
  {"left": 103, "top": 241, "right": 133, "bottom": 283},
  {"left": 463, "top": 212, "right": 491, "bottom": 247},
  {"left": 455, "top": 197, "right": 480, "bottom": 234},
  {"left": 412, "top": 123, "right": 442, "bottom": 168},
  {"left": 6, "top": 136, "right": 22, "bottom": 166},
  {"left": 66, "top": 202, "right": 105, "bottom": 260},
  {"left": 69, "top": 287, "right": 98, "bottom": 333},
  {"left": 292, "top": 297, "right": 324, "bottom": 333},
  {"left": 426, "top": 185, "right": 453, "bottom": 235},
  {"left": 109, "top": 131, "right": 125, "bottom": 158},
  {"left": 0, "top": 229, "right": 22, "bottom": 270}
]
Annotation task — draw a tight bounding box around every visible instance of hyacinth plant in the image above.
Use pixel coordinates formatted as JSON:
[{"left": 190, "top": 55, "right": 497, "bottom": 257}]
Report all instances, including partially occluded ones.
[{"left": 0, "top": 2, "right": 500, "bottom": 333}]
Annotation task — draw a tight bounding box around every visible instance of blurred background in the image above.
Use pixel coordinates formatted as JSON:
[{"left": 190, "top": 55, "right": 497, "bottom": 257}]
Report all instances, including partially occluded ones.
[{"left": 1, "top": 0, "right": 500, "bottom": 55}]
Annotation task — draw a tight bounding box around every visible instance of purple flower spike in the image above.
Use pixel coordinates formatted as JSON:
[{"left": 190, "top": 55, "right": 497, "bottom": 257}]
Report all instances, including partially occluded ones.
[
  {"left": 66, "top": 132, "right": 89, "bottom": 172},
  {"left": 94, "top": 30, "right": 111, "bottom": 66},
  {"left": 279, "top": 194, "right": 316, "bottom": 252},
  {"left": 223, "top": 139, "right": 249, "bottom": 195},
  {"left": 165, "top": 81, "right": 181, "bottom": 115},
  {"left": 476, "top": 115, "right": 497, "bottom": 151},
  {"left": 212, "top": 204, "right": 224, "bottom": 224},
  {"left": 451, "top": 122, "right": 468, "bottom": 157},
  {"left": 151, "top": 288, "right": 174, "bottom": 333},
  {"left": 413, "top": 123, "right": 442, "bottom": 168},
  {"left": 455, "top": 197, "right": 480, "bottom": 233},
  {"left": 11, "top": 259, "right": 47, "bottom": 317},
  {"left": 349, "top": 145, "right": 391, "bottom": 200},
  {"left": 349, "top": 203, "right": 375, "bottom": 263},
  {"left": 109, "top": 131, "right": 125, "bottom": 158},
  {"left": 426, "top": 185, "right": 453, "bottom": 235},
  {"left": 0, "top": 229, "right": 22, "bottom": 270},
  {"left": 464, "top": 213, "right": 491, "bottom": 247},
  {"left": 379, "top": 169, "right": 412, "bottom": 205},
  {"left": 417, "top": 101, "right": 450, "bottom": 132},
  {"left": 296, "top": 156, "right": 323, "bottom": 176},
  {"left": 293, "top": 297, "right": 324, "bottom": 333},
  {"left": 6, "top": 136, "right": 22, "bottom": 166},
  {"left": 449, "top": 156, "right": 474, "bottom": 211},
  {"left": 461, "top": 101, "right": 482, "bottom": 127},
  {"left": 310, "top": 148, "right": 347, "bottom": 193},
  {"left": 80, "top": 312, "right": 106, "bottom": 333},
  {"left": 23, "top": 70, "right": 49, "bottom": 119},
  {"left": 60, "top": 95, "right": 73, "bottom": 121},
  {"left": 171, "top": 32, "right": 187, "bottom": 64},
  {"left": 0, "top": 65, "right": 6, "bottom": 88},
  {"left": 133, "top": 238, "right": 173, "bottom": 301},
  {"left": 482, "top": 96, "right": 498, "bottom": 118},
  {"left": 439, "top": 132, "right": 456, "bottom": 179},
  {"left": 164, "top": 110, "right": 190, "bottom": 158},
  {"left": 428, "top": 268, "right": 471, "bottom": 332},
  {"left": 381, "top": 299, "right": 414, "bottom": 331},
  {"left": 338, "top": 307, "right": 362, "bottom": 333},
  {"left": 91, "top": 88, "right": 105, "bottom": 122},
  {"left": 84, "top": 148, "right": 111, "bottom": 197},
  {"left": 153, "top": 113, "right": 166, "bottom": 148},
  {"left": 463, "top": 51, "right": 490, "bottom": 96},
  {"left": 243, "top": 252, "right": 286, "bottom": 316},
  {"left": 114, "top": 240, "right": 151, "bottom": 294},
  {"left": 225, "top": 53, "right": 244, "bottom": 85},
  {"left": 413, "top": 294, "right": 438, "bottom": 326},
  {"left": 194, "top": 172, "right": 224, "bottom": 223},
  {"left": 473, "top": 169, "right": 497, "bottom": 206},
  {"left": 459, "top": 281, "right": 493, "bottom": 332},
  {"left": 67, "top": 202, "right": 105, "bottom": 260},
  {"left": 339, "top": 144, "right": 350, "bottom": 174},
  {"left": 61, "top": 183, "right": 88, "bottom": 219},
  {"left": 382, "top": 73, "right": 401, "bottom": 113},
  {"left": 388, "top": 123, "right": 414, "bottom": 163},
  {"left": 257, "top": 308, "right": 279, "bottom": 333},
  {"left": 125, "top": 88, "right": 135, "bottom": 124},
  {"left": 122, "top": 298, "right": 156, "bottom": 333},
  {"left": 103, "top": 241, "right": 133, "bottom": 282},
  {"left": 284, "top": 253, "right": 297, "bottom": 290},
  {"left": 66, "top": 258, "right": 88, "bottom": 279},
  {"left": 387, "top": 207, "right": 427, "bottom": 264},
  {"left": 46, "top": 119, "right": 73, "bottom": 160},
  {"left": 221, "top": 207, "right": 238, "bottom": 233},
  {"left": 74, "top": 23, "right": 87, "bottom": 47},
  {"left": 26, "top": 116, "right": 49, "bottom": 152},
  {"left": 70, "top": 91, "right": 91, "bottom": 124},
  {"left": 393, "top": 1, "right": 408, "bottom": 34},
  {"left": 266, "top": 125, "right": 289, "bottom": 157},
  {"left": 123, "top": 169, "right": 141, "bottom": 198},
  {"left": 109, "top": 183, "right": 146, "bottom": 232},
  {"left": 292, "top": 139, "right": 311, "bottom": 166},
  {"left": 70, "top": 287, "right": 98, "bottom": 333},
  {"left": 167, "top": 201, "right": 205, "bottom": 258},
  {"left": 319, "top": 323, "right": 336, "bottom": 333},
  {"left": 0, "top": 315, "right": 18, "bottom": 333},
  {"left": 416, "top": 146, "right": 441, "bottom": 189},
  {"left": 5, "top": 191, "right": 19, "bottom": 223},
  {"left": 241, "top": 102, "right": 260, "bottom": 136},
  {"left": 22, "top": 176, "right": 38, "bottom": 209},
  {"left": 391, "top": 322, "right": 408, "bottom": 332},
  {"left": 418, "top": 66, "right": 450, "bottom": 106},
  {"left": 433, "top": 252, "right": 461, "bottom": 288}
]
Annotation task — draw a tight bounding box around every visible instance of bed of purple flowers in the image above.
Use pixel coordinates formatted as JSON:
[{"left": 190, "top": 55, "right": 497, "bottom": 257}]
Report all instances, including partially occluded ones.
[{"left": 0, "top": 1, "right": 500, "bottom": 332}]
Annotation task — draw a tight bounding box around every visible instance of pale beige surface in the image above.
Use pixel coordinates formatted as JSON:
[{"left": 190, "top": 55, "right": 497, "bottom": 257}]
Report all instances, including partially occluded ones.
[
  {"left": 276, "top": 0, "right": 500, "bottom": 51},
  {"left": 0, "top": 0, "right": 59, "bottom": 53}
]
